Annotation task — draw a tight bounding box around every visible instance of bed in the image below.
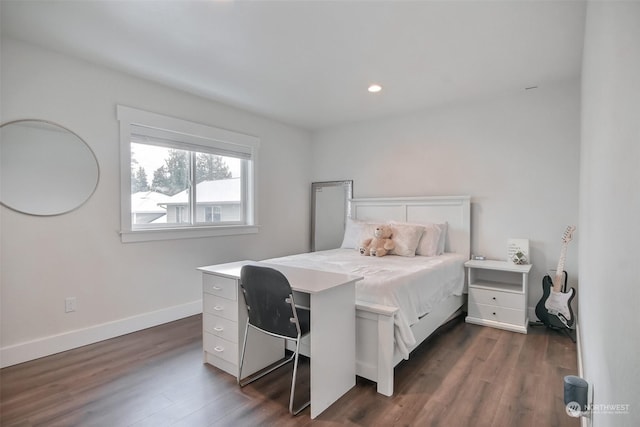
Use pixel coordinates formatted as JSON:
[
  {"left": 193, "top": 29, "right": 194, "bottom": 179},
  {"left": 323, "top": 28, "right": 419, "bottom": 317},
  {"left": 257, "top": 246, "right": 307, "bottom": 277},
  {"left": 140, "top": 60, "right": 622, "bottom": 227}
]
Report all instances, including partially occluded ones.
[{"left": 265, "top": 195, "right": 471, "bottom": 396}]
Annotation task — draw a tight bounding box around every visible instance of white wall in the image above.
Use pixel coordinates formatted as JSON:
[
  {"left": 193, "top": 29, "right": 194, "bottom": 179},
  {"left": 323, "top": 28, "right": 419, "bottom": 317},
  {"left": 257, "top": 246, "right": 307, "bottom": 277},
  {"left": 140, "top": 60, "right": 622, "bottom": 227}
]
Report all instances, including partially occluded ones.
[
  {"left": 0, "top": 39, "right": 312, "bottom": 366},
  {"left": 580, "top": 2, "right": 640, "bottom": 426},
  {"left": 312, "top": 79, "right": 581, "bottom": 314}
]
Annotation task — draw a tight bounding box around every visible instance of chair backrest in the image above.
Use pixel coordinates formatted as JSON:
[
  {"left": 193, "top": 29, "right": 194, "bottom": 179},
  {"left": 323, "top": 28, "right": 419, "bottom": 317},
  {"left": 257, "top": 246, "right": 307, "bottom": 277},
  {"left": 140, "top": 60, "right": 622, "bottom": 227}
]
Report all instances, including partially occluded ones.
[{"left": 240, "top": 265, "right": 300, "bottom": 339}]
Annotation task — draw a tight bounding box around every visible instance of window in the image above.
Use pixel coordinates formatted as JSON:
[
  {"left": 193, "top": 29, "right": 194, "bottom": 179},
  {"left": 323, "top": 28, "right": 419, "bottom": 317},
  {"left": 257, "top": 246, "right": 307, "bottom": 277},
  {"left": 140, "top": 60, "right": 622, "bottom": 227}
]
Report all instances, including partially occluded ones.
[
  {"left": 204, "top": 206, "right": 222, "bottom": 223},
  {"left": 175, "top": 206, "right": 186, "bottom": 223},
  {"left": 118, "top": 106, "right": 259, "bottom": 242},
  {"left": 204, "top": 206, "right": 213, "bottom": 223}
]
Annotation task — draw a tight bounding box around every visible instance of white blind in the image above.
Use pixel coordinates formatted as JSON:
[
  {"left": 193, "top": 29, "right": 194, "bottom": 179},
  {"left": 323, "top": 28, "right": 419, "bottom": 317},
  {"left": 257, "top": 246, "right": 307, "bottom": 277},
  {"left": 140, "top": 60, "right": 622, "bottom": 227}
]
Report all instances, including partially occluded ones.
[
  {"left": 117, "top": 105, "right": 259, "bottom": 160},
  {"left": 130, "top": 124, "right": 252, "bottom": 160}
]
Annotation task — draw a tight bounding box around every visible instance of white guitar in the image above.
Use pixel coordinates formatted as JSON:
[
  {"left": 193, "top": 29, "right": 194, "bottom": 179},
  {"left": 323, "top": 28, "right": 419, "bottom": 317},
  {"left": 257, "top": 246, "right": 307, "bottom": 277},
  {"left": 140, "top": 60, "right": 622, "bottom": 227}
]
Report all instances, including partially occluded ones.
[{"left": 535, "top": 226, "right": 576, "bottom": 329}]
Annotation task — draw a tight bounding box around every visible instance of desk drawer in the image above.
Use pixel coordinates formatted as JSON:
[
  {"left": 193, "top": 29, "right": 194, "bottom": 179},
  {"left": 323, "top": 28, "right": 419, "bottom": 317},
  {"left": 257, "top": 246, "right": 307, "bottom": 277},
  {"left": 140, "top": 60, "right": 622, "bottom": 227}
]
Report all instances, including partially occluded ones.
[
  {"left": 203, "top": 274, "right": 237, "bottom": 300},
  {"left": 468, "top": 302, "right": 525, "bottom": 326},
  {"left": 203, "top": 293, "right": 238, "bottom": 321},
  {"left": 204, "top": 313, "right": 239, "bottom": 343},
  {"left": 469, "top": 288, "right": 523, "bottom": 310},
  {"left": 203, "top": 332, "right": 238, "bottom": 366}
]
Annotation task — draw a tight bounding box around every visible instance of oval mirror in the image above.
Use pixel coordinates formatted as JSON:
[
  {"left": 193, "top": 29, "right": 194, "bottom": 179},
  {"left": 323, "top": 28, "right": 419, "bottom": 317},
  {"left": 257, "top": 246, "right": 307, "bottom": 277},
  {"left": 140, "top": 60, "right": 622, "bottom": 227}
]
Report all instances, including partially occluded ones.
[{"left": 1, "top": 119, "right": 99, "bottom": 216}]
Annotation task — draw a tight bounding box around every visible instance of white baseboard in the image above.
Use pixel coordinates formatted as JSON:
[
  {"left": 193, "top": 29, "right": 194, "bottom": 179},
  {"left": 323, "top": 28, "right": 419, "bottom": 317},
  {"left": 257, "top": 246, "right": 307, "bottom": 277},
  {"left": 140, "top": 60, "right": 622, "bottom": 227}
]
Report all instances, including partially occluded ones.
[
  {"left": 576, "top": 322, "right": 592, "bottom": 427},
  {"left": 0, "top": 300, "right": 202, "bottom": 368},
  {"left": 576, "top": 322, "right": 583, "bottom": 377}
]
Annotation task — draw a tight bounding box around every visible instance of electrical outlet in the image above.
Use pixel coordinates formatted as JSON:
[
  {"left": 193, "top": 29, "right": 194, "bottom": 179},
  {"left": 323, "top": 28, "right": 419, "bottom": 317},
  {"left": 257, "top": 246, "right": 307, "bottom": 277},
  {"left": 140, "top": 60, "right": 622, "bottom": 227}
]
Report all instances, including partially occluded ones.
[{"left": 65, "top": 297, "right": 77, "bottom": 313}]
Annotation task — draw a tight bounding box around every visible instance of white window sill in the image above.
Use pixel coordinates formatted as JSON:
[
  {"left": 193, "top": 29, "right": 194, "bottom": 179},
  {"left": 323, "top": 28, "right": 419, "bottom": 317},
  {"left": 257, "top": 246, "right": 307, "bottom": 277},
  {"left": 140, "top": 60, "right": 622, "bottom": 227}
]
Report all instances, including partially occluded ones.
[{"left": 120, "top": 225, "right": 259, "bottom": 243}]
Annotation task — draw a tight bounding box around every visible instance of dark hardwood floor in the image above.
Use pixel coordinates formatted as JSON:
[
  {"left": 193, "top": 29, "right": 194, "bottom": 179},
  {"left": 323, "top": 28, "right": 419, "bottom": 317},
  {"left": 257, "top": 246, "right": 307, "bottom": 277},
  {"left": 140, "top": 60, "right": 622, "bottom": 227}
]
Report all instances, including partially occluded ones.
[{"left": 0, "top": 315, "right": 578, "bottom": 427}]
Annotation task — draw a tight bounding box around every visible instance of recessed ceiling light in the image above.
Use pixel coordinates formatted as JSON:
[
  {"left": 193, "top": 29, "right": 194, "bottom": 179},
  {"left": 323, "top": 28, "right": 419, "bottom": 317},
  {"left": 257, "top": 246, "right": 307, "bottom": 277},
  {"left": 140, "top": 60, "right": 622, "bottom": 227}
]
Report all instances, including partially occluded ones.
[{"left": 368, "top": 84, "right": 382, "bottom": 93}]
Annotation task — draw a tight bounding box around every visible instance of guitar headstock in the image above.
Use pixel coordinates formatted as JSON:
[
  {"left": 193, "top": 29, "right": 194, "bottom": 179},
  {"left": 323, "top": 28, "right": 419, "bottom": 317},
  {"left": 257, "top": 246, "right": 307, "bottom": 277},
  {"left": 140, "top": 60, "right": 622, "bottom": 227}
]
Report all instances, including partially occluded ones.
[{"left": 562, "top": 226, "right": 576, "bottom": 243}]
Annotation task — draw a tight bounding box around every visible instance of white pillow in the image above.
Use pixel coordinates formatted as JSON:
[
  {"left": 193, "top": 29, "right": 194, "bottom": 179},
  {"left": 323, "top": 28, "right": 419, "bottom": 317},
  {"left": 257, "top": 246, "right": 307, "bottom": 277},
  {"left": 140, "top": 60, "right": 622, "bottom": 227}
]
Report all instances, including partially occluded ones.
[
  {"left": 416, "top": 223, "right": 442, "bottom": 257},
  {"left": 340, "top": 218, "right": 376, "bottom": 249},
  {"left": 388, "top": 223, "right": 424, "bottom": 257},
  {"left": 435, "top": 222, "right": 448, "bottom": 255},
  {"left": 388, "top": 221, "right": 448, "bottom": 256}
]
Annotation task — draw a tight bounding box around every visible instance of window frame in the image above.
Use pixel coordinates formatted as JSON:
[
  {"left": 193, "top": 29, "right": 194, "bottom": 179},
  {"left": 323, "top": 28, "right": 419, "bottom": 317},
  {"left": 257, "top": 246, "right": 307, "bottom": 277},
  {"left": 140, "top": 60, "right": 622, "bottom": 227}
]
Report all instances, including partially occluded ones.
[{"left": 118, "top": 105, "right": 260, "bottom": 243}]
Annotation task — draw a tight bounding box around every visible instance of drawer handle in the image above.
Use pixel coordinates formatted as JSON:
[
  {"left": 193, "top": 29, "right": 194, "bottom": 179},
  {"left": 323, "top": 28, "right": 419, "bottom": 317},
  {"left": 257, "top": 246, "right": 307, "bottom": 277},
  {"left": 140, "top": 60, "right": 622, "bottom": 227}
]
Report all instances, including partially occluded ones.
[
  {"left": 212, "top": 286, "right": 222, "bottom": 291},
  {"left": 213, "top": 306, "right": 224, "bottom": 311},
  {"left": 492, "top": 297, "right": 497, "bottom": 300},
  {"left": 214, "top": 326, "right": 224, "bottom": 332},
  {"left": 213, "top": 346, "right": 224, "bottom": 353},
  {"left": 492, "top": 312, "right": 497, "bottom": 316}
]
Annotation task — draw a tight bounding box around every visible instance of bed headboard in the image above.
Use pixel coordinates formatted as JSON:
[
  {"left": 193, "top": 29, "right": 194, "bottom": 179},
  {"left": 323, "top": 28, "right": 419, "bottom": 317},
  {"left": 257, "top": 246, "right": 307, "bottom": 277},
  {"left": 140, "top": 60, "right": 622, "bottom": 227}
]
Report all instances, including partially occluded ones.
[{"left": 349, "top": 196, "right": 471, "bottom": 259}]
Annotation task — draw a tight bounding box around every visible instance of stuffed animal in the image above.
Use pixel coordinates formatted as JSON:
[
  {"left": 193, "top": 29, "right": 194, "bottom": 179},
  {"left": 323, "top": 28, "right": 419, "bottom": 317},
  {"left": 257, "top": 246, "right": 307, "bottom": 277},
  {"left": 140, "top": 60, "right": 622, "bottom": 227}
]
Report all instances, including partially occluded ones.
[{"left": 359, "top": 225, "right": 395, "bottom": 257}]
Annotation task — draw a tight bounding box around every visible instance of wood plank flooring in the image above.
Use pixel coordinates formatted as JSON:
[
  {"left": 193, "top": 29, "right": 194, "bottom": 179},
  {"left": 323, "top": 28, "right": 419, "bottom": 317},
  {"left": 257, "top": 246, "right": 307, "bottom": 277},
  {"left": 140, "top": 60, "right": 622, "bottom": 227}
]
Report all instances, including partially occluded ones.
[{"left": 0, "top": 315, "right": 578, "bottom": 426}]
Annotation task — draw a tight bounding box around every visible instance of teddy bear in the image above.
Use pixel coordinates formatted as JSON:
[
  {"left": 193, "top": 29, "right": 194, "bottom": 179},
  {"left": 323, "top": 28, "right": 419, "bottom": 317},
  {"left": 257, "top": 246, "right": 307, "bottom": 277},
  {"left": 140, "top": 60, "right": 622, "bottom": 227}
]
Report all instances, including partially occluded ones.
[{"left": 359, "top": 225, "right": 395, "bottom": 257}]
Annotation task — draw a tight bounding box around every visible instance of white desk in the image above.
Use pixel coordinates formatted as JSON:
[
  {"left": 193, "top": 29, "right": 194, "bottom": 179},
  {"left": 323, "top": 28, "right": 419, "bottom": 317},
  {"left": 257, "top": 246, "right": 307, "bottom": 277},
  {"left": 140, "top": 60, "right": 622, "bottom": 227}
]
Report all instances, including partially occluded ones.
[{"left": 198, "top": 260, "right": 362, "bottom": 419}]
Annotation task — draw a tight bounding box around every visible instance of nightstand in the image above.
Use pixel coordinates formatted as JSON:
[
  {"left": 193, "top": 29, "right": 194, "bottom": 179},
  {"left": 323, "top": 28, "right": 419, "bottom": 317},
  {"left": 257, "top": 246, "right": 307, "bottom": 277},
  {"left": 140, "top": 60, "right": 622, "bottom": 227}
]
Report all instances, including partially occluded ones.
[{"left": 464, "top": 259, "right": 532, "bottom": 334}]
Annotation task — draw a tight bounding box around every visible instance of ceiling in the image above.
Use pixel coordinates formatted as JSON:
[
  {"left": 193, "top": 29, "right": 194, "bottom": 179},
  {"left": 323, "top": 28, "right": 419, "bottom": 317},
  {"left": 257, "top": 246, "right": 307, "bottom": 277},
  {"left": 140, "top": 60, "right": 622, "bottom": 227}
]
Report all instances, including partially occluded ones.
[{"left": 1, "top": 1, "right": 587, "bottom": 131}]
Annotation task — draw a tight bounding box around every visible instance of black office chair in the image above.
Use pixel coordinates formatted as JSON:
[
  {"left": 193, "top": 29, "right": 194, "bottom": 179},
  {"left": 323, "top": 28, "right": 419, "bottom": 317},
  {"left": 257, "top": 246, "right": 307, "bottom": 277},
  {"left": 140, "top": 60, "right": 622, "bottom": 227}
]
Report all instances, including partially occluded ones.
[{"left": 238, "top": 265, "right": 311, "bottom": 415}]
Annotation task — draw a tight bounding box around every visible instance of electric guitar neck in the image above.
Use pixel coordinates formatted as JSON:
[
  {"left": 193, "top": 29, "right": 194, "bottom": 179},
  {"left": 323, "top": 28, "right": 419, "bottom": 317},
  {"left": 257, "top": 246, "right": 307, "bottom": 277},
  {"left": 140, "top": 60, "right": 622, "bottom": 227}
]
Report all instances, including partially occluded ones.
[
  {"left": 553, "top": 240, "right": 569, "bottom": 292},
  {"left": 553, "top": 226, "right": 575, "bottom": 292}
]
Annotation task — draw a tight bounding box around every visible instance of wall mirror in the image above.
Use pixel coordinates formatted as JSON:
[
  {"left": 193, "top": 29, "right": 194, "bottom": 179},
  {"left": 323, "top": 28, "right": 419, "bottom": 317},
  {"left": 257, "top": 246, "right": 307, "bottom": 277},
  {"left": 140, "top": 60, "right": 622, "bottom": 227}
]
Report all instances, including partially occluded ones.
[
  {"left": 311, "top": 180, "right": 353, "bottom": 251},
  {"left": 0, "top": 119, "right": 100, "bottom": 216}
]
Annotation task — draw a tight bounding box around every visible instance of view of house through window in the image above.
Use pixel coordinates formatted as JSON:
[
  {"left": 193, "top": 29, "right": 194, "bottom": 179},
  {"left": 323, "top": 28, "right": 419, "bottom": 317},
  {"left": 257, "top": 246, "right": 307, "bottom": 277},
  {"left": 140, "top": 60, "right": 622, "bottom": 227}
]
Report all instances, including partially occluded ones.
[
  {"left": 118, "top": 105, "right": 258, "bottom": 241},
  {"left": 130, "top": 142, "right": 243, "bottom": 227}
]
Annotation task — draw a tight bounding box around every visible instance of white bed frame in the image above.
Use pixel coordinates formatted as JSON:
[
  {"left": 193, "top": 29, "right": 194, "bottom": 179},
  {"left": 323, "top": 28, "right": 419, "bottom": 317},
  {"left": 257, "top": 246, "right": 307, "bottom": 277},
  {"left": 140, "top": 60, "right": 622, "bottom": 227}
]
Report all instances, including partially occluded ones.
[{"left": 349, "top": 196, "right": 470, "bottom": 396}]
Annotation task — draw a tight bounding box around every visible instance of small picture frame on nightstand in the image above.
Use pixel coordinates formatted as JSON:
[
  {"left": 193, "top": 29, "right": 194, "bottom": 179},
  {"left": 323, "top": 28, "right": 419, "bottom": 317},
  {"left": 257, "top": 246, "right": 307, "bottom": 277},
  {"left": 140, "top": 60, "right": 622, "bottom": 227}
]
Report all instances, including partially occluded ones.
[{"left": 507, "top": 238, "right": 529, "bottom": 265}]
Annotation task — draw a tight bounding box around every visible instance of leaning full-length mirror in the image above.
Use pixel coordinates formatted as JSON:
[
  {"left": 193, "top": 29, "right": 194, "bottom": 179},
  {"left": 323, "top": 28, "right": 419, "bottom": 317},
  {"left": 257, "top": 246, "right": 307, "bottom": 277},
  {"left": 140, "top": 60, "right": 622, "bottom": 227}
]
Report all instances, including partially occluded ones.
[
  {"left": 0, "top": 120, "right": 100, "bottom": 216},
  {"left": 311, "top": 180, "right": 353, "bottom": 252}
]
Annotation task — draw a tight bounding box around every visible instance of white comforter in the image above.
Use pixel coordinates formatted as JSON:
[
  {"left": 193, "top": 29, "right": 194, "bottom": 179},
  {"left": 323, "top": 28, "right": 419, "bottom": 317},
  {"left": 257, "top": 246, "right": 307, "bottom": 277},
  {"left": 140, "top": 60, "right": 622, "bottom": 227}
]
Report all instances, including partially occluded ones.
[{"left": 265, "top": 248, "right": 466, "bottom": 358}]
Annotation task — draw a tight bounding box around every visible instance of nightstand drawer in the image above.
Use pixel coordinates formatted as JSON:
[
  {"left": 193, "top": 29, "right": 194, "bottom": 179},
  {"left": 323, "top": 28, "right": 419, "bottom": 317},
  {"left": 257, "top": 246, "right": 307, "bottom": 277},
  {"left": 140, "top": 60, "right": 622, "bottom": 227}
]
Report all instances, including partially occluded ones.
[
  {"left": 203, "top": 274, "right": 237, "bottom": 300},
  {"left": 469, "top": 287, "right": 523, "bottom": 310},
  {"left": 468, "top": 302, "right": 525, "bottom": 325},
  {"left": 203, "top": 313, "right": 239, "bottom": 343},
  {"left": 203, "top": 293, "right": 238, "bottom": 321},
  {"left": 203, "top": 332, "right": 238, "bottom": 365}
]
